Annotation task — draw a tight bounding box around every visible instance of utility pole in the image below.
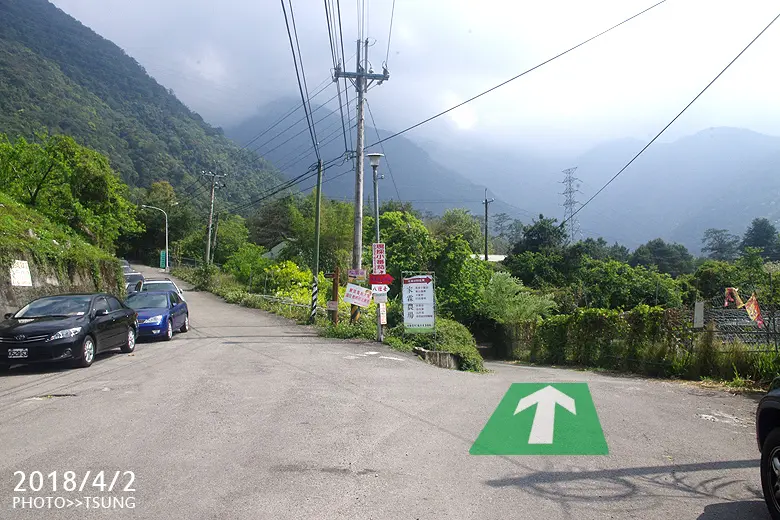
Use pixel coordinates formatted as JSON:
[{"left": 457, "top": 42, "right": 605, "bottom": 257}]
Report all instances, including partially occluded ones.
[
  {"left": 482, "top": 189, "right": 494, "bottom": 262},
  {"left": 310, "top": 159, "right": 323, "bottom": 324},
  {"left": 211, "top": 212, "right": 220, "bottom": 264},
  {"left": 561, "top": 167, "right": 581, "bottom": 244},
  {"left": 203, "top": 170, "right": 226, "bottom": 265},
  {"left": 334, "top": 39, "right": 389, "bottom": 323}
]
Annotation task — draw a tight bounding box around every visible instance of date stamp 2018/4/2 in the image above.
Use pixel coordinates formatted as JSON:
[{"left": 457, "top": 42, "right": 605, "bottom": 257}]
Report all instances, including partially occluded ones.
[{"left": 11, "top": 471, "right": 135, "bottom": 510}]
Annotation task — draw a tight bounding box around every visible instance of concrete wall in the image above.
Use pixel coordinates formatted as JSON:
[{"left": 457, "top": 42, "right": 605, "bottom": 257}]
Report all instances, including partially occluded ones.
[
  {"left": 413, "top": 347, "right": 461, "bottom": 370},
  {"left": 0, "top": 253, "right": 121, "bottom": 316}
]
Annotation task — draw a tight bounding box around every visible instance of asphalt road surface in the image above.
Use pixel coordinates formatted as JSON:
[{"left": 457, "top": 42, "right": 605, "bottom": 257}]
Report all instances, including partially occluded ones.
[{"left": 0, "top": 266, "right": 769, "bottom": 519}]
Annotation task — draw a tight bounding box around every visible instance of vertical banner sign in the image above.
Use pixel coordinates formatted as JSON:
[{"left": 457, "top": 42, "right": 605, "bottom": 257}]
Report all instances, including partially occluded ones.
[
  {"left": 343, "top": 283, "right": 372, "bottom": 308},
  {"left": 379, "top": 302, "right": 387, "bottom": 325},
  {"left": 159, "top": 250, "right": 166, "bottom": 269},
  {"left": 372, "top": 243, "right": 386, "bottom": 274},
  {"left": 402, "top": 274, "right": 435, "bottom": 333}
]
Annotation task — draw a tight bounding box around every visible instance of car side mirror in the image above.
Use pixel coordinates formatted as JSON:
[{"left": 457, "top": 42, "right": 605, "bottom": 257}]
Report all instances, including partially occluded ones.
[
  {"left": 95, "top": 309, "right": 109, "bottom": 317},
  {"left": 3, "top": 313, "right": 12, "bottom": 320}
]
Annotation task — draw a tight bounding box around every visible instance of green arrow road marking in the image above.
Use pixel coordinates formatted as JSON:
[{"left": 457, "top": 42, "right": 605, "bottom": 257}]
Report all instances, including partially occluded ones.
[{"left": 470, "top": 383, "right": 608, "bottom": 455}]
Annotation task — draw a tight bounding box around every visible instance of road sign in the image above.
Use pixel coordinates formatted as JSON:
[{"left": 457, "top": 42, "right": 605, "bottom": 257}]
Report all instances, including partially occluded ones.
[
  {"left": 159, "top": 250, "right": 166, "bottom": 269},
  {"left": 324, "top": 273, "right": 335, "bottom": 279},
  {"left": 372, "top": 243, "right": 386, "bottom": 274},
  {"left": 369, "top": 273, "right": 394, "bottom": 285},
  {"left": 326, "top": 300, "right": 338, "bottom": 311},
  {"left": 343, "top": 283, "right": 372, "bottom": 308},
  {"left": 470, "top": 383, "right": 608, "bottom": 455},
  {"left": 379, "top": 302, "right": 387, "bottom": 325},
  {"left": 372, "top": 284, "right": 389, "bottom": 303},
  {"left": 402, "top": 274, "right": 435, "bottom": 333},
  {"left": 9, "top": 260, "right": 32, "bottom": 287},
  {"left": 348, "top": 269, "right": 366, "bottom": 282}
]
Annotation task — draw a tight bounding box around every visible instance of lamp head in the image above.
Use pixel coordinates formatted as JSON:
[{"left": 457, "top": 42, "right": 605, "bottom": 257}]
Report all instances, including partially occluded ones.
[{"left": 366, "top": 153, "right": 384, "bottom": 168}]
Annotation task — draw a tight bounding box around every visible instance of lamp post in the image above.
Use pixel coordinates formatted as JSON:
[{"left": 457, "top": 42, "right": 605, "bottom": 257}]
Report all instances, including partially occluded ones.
[
  {"left": 141, "top": 203, "right": 177, "bottom": 272},
  {"left": 367, "top": 152, "right": 384, "bottom": 341}
]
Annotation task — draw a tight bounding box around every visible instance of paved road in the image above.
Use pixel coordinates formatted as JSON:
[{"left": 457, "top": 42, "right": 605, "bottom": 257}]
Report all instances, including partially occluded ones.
[{"left": 0, "top": 266, "right": 769, "bottom": 519}]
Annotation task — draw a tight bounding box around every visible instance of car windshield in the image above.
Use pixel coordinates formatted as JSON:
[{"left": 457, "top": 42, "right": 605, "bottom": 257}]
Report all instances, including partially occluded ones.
[
  {"left": 14, "top": 295, "right": 92, "bottom": 318},
  {"left": 125, "top": 293, "right": 168, "bottom": 310},
  {"left": 125, "top": 273, "right": 143, "bottom": 283},
  {"left": 142, "top": 281, "right": 177, "bottom": 292}
]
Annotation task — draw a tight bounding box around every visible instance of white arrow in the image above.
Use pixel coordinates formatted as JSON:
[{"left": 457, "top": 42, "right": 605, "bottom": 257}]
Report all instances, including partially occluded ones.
[{"left": 514, "top": 385, "right": 576, "bottom": 444}]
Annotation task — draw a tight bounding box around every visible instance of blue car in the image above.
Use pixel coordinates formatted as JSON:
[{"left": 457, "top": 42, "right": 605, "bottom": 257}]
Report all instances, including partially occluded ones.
[{"left": 124, "top": 291, "right": 189, "bottom": 341}]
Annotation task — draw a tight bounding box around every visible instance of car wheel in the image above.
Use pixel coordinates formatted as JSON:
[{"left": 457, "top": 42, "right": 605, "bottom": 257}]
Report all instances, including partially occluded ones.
[
  {"left": 73, "top": 335, "right": 96, "bottom": 368},
  {"left": 180, "top": 314, "right": 190, "bottom": 333},
  {"left": 164, "top": 319, "right": 173, "bottom": 341},
  {"left": 761, "top": 428, "right": 780, "bottom": 520},
  {"left": 120, "top": 326, "right": 136, "bottom": 353}
]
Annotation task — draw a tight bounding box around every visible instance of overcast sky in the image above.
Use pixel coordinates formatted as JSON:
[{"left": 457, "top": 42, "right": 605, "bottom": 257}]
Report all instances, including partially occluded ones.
[{"left": 52, "top": 0, "right": 780, "bottom": 153}]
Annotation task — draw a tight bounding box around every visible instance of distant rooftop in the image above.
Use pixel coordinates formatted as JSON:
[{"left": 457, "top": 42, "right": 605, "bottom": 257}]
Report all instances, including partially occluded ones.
[{"left": 470, "top": 254, "right": 506, "bottom": 262}]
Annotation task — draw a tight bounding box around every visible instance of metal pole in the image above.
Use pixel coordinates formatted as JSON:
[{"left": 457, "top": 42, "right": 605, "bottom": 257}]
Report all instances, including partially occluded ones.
[
  {"left": 310, "top": 159, "right": 323, "bottom": 323},
  {"left": 373, "top": 163, "right": 383, "bottom": 342},
  {"left": 164, "top": 210, "right": 169, "bottom": 272},
  {"left": 210, "top": 212, "right": 220, "bottom": 264},
  {"left": 205, "top": 173, "right": 216, "bottom": 265},
  {"left": 482, "top": 189, "right": 494, "bottom": 261},
  {"left": 331, "top": 265, "right": 340, "bottom": 326},
  {"left": 771, "top": 272, "right": 778, "bottom": 353},
  {"left": 351, "top": 39, "right": 367, "bottom": 324}
]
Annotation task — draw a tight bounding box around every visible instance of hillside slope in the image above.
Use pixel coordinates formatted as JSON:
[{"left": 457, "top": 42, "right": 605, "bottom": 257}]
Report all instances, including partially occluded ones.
[
  {"left": 0, "top": 0, "right": 281, "bottom": 207},
  {"left": 227, "top": 99, "right": 522, "bottom": 218}
]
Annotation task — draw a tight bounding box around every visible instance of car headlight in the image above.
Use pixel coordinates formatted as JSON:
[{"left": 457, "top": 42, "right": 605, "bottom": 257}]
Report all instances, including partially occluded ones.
[
  {"left": 142, "top": 315, "right": 163, "bottom": 325},
  {"left": 47, "top": 327, "right": 82, "bottom": 341}
]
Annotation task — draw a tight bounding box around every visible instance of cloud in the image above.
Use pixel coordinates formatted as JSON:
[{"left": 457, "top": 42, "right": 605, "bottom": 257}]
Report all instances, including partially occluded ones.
[{"left": 52, "top": 0, "right": 780, "bottom": 152}]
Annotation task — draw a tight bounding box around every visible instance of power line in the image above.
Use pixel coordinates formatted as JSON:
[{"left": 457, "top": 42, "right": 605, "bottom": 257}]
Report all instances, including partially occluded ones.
[
  {"left": 281, "top": 0, "right": 320, "bottom": 161},
  {"left": 323, "top": 0, "right": 338, "bottom": 69},
  {"left": 365, "top": 99, "right": 401, "bottom": 201},
  {"left": 563, "top": 10, "right": 780, "bottom": 227},
  {"left": 384, "top": 0, "right": 396, "bottom": 66},
  {"left": 240, "top": 78, "right": 330, "bottom": 150},
  {"left": 367, "top": 0, "right": 668, "bottom": 148},
  {"left": 288, "top": 0, "right": 320, "bottom": 160},
  {"left": 335, "top": 0, "right": 354, "bottom": 165}
]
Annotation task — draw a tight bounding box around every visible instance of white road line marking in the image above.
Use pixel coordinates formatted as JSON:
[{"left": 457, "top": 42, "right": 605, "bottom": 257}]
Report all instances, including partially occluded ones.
[
  {"left": 344, "top": 355, "right": 358, "bottom": 360},
  {"left": 379, "top": 356, "right": 404, "bottom": 361},
  {"left": 364, "top": 352, "right": 379, "bottom": 355}
]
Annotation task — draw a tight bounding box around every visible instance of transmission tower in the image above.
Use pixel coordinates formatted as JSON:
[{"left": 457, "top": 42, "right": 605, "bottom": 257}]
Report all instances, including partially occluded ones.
[{"left": 561, "top": 167, "right": 581, "bottom": 243}]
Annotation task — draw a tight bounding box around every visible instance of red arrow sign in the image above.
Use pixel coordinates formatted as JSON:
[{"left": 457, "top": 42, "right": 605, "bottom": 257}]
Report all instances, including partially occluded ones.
[
  {"left": 403, "top": 276, "right": 432, "bottom": 284},
  {"left": 369, "top": 273, "right": 395, "bottom": 285}
]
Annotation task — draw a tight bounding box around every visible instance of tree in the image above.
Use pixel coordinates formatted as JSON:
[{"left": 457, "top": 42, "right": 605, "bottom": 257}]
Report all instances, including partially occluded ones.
[
  {"left": 211, "top": 214, "right": 249, "bottom": 265},
  {"left": 432, "top": 236, "right": 492, "bottom": 325},
  {"left": 511, "top": 214, "right": 566, "bottom": 254},
  {"left": 247, "top": 196, "right": 297, "bottom": 248},
  {"left": 629, "top": 238, "right": 694, "bottom": 277},
  {"left": 580, "top": 259, "right": 682, "bottom": 309},
  {"left": 741, "top": 218, "right": 779, "bottom": 259},
  {"left": 286, "top": 194, "right": 353, "bottom": 272},
  {"left": 692, "top": 260, "right": 737, "bottom": 299},
  {"left": 0, "top": 133, "right": 141, "bottom": 251},
  {"left": 224, "top": 243, "right": 270, "bottom": 288},
  {"left": 701, "top": 228, "right": 740, "bottom": 261},
  {"left": 480, "top": 272, "right": 557, "bottom": 324},
  {"left": 429, "top": 208, "right": 484, "bottom": 253},
  {"left": 378, "top": 211, "right": 436, "bottom": 295},
  {"left": 380, "top": 200, "right": 419, "bottom": 217}
]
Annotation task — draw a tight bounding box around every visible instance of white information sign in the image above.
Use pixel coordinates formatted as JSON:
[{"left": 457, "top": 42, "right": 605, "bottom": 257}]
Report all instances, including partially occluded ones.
[
  {"left": 402, "top": 274, "right": 435, "bottom": 333},
  {"left": 343, "top": 283, "right": 372, "bottom": 308},
  {"left": 10, "top": 260, "right": 33, "bottom": 287},
  {"left": 379, "top": 302, "right": 387, "bottom": 325},
  {"left": 372, "top": 243, "right": 386, "bottom": 274}
]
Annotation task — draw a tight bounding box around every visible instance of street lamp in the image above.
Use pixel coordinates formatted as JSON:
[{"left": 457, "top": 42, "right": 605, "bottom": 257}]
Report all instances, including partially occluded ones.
[
  {"left": 366, "top": 152, "right": 384, "bottom": 341},
  {"left": 141, "top": 203, "right": 178, "bottom": 272}
]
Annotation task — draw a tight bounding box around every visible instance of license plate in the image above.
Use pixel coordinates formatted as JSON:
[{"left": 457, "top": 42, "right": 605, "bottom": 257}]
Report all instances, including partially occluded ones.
[{"left": 8, "top": 348, "right": 28, "bottom": 359}]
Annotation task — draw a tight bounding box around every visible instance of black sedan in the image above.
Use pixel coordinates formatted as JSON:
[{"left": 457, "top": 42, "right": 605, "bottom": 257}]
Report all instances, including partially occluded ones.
[
  {"left": 757, "top": 379, "right": 780, "bottom": 519},
  {"left": 0, "top": 294, "right": 138, "bottom": 371}
]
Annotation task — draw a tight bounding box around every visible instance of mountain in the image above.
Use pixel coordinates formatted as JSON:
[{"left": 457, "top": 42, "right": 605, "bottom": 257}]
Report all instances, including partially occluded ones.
[
  {"left": 226, "top": 99, "right": 524, "bottom": 219},
  {"left": 0, "top": 0, "right": 281, "bottom": 207},
  {"left": 428, "top": 128, "right": 780, "bottom": 252}
]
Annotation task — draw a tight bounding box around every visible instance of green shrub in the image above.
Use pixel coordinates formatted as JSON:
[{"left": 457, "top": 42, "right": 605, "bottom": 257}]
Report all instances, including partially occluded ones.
[
  {"left": 535, "top": 315, "right": 570, "bottom": 364},
  {"left": 384, "top": 336, "right": 412, "bottom": 352},
  {"left": 388, "top": 317, "right": 484, "bottom": 372}
]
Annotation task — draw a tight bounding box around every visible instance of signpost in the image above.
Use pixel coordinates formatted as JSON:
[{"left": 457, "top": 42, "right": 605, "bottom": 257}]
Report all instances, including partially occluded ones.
[
  {"left": 343, "top": 283, "right": 372, "bottom": 308},
  {"left": 348, "top": 269, "right": 367, "bottom": 282},
  {"left": 402, "top": 274, "right": 435, "bottom": 333},
  {"left": 470, "top": 383, "right": 608, "bottom": 455},
  {"left": 372, "top": 243, "right": 387, "bottom": 341},
  {"left": 329, "top": 266, "right": 340, "bottom": 325}
]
